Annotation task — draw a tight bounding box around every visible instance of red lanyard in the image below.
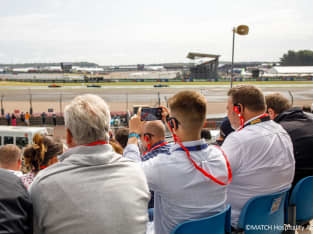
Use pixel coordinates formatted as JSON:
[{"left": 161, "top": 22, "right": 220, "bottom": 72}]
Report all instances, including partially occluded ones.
[
  {"left": 167, "top": 122, "right": 232, "bottom": 186},
  {"left": 238, "top": 113, "right": 270, "bottom": 131},
  {"left": 143, "top": 141, "right": 168, "bottom": 156},
  {"left": 84, "top": 141, "right": 107, "bottom": 146},
  {"left": 178, "top": 140, "right": 232, "bottom": 186}
]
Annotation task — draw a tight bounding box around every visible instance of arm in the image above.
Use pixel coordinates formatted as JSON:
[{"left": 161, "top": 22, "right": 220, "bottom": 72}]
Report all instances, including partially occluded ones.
[
  {"left": 124, "top": 113, "right": 161, "bottom": 191},
  {"left": 29, "top": 182, "right": 44, "bottom": 234},
  {"left": 123, "top": 111, "right": 144, "bottom": 161},
  {"left": 221, "top": 133, "right": 242, "bottom": 173}
]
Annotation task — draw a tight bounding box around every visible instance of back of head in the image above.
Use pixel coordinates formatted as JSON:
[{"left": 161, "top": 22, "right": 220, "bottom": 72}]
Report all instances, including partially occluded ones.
[
  {"left": 0, "top": 144, "right": 21, "bottom": 169},
  {"left": 220, "top": 117, "right": 234, "bottom": 138},
  {"left": 143, "top": 120, "right": 166, "bottom": 139},
  {"left": 114, "top": 128, "right": 129, "bottom": 149},
  {"left": 64, "top": 94, "right": 111, "bottom": 145},
  {"left": 265, "top": 93, "right": 291, "bottom": 114},
  {"left": 200, "top": 128, "right": 211, "bottom": 141},
  {"left": 228, "top": 84, "right": 266, "bottom": 112},
  {"left": 168, "top": 90, "right": 207, "bottom": 131},
  {"left": 23, "top": 134, "right": 63, "bottom": 172},
  {"left": 302, "top": 105, "right": 311, "bottom": 113}
]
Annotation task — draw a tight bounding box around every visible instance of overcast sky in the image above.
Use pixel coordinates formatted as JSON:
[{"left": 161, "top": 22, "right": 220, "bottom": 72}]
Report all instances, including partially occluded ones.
[{"left": 0, "top": 0, "right": 312, "bottom": 65}]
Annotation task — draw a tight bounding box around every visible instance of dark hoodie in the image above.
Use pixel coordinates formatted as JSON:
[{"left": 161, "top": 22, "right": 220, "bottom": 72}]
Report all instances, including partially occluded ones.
[
  {"left": 275, "top": 107, "right": 313, "bottom": 185},
  {"left": 0, "top": 169, "right": 33, "bottom": 234}
]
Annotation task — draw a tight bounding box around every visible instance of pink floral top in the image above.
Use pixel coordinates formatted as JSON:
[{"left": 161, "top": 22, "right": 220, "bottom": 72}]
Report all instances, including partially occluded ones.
[{"left": 21, "top": 171, "right": 36, "bottom": 189}]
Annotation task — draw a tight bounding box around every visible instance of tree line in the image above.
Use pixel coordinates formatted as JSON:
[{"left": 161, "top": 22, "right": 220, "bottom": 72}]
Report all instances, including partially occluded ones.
[{"left": 280, "top": 50, "right": 313, "bottom": 66}]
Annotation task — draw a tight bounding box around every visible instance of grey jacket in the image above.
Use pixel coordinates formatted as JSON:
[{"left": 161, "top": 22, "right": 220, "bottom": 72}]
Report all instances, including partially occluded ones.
[{"left": 30, "top": 144, "right": 150, "bottom": 234}]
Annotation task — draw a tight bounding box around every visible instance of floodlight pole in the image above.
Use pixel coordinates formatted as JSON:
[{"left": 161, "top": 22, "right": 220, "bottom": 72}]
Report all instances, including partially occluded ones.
[
  {"left": 1, "top": 95, "right": 4, "bottom": 116},
  {"left": 230, "top": 25, "right": 249, "bottom": 88},
  {"left": 231, "top": 28, "right": 236, "bottom": 88}
]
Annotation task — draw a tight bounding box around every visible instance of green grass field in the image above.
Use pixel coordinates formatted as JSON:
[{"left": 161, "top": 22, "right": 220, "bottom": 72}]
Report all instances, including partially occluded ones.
[{"left": 1, "top": 80, "right": 313, "bottom": 86}]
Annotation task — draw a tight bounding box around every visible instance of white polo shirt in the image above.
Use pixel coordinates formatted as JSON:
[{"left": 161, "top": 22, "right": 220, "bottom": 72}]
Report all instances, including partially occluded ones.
[{"left": 222, "top": 115, "right": 295, "bottom": 227}]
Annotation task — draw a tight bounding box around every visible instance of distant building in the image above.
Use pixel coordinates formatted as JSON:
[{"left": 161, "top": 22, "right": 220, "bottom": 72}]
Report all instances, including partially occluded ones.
[
  {"left": 187, "top": 52, "right": 219, "bottom": 80},
  {"left": 268, "top": 66, "right": 313, "bottom": 75},
  {"left": 60, "top": 63, "right": 72, "bottom": 73},
  {"left": 137, "top": 64, "right": 144, "bottom": 71},
  {"left": 262, "top": 66, "right": 313, "bottom": 80}
]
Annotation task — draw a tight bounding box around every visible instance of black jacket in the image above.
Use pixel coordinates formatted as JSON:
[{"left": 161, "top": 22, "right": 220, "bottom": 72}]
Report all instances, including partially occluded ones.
[
  {"left": 275, "top": 107, "right": 313, "bottom": 185},
  {"left": 0, "top": 169, "right": 33, "bottom": 234}
]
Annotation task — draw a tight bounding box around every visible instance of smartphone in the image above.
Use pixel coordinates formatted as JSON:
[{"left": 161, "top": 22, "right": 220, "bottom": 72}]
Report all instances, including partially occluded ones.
[{"left": 141, "top": 107, "right": 163, "bottom": 121}]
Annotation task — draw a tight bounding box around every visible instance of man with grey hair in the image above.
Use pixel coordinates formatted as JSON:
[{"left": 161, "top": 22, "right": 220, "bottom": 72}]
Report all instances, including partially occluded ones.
[
  {"left": 30, "top": 94, "right": 150, "bottom": 234},
  {"left": 0, "top": 144, "right": 22, "bottom": 177}
]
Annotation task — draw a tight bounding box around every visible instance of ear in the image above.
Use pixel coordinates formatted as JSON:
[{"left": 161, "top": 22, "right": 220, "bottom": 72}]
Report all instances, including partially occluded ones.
[
  {"left": 267, "top": 108, "right": 276, "bottom": 120},
  {"left": 17, "top": 159, "right": 22, "bottom": 170},
  {"left": 66, "top": 128, "right": 76, "bottom": 148}
]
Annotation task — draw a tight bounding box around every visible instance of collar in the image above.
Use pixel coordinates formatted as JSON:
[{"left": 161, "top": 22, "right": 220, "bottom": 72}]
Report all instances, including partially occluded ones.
[
  {"left": 235, "top": 113, "right": 269, "bottom": 131},
  {"left": 58, "top": 144, "right": 112, "bottom": 162},
  {"left": 170, "top": 139, "right": 206, "bottom": 153},
  {"left": 6, "top": 169, "right": 23, "bottom": 177},
  {"left": 150, "top": 140, "right": 167, "bottom": 149},
  {"left": 174, "top": 144, "right": 208, "bottom": 152},
  {"left": 244, "top": 113, "right": 266, "bottom": 125}
]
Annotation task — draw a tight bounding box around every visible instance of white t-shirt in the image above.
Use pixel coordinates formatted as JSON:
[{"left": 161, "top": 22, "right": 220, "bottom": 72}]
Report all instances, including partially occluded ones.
[{"left": 222, "top": 117, "right": 295, "bottom": 227}]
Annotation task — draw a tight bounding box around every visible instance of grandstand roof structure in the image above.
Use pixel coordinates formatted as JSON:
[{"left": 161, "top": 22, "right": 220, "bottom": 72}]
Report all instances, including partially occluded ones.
[{"left": 187, "top": 52, "right": 220, "bottom": 60}]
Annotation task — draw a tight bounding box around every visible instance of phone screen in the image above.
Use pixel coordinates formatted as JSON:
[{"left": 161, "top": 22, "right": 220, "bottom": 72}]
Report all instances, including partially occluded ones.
[{"left": 141, "top": 107, "right": 162, "bottom": 121}]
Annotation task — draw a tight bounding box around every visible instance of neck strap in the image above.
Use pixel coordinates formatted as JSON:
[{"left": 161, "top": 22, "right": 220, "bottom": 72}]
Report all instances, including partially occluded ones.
[
  {"left": 167, "top": 121, "right": 232, "bottom": 186},
  {"left": 84, "top": 141, "right": 107, "bottom": 146},
  {"left": 243, "top": 113, "right": 270, "bottom": 129},
  {"left": 175, "top": 144, "right": 208, "bottom": 152},
  {"left": 143, "top": 141, "right": 168, "bottom": 156}
]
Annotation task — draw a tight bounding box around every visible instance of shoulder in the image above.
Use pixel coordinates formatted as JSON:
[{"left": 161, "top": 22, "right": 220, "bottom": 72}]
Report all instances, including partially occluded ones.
[
  {"left": 0, "top": 169, "right": 29, "bottom": 199},
  {"left": 30, "top": 161, "right": 68, "bottom": 190}
]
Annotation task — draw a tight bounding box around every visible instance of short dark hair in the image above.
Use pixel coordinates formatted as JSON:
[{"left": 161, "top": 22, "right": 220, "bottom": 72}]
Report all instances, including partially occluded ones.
[
  {"left": 201, "top": 129, "right": 211, "bottom": 140},
  {"left": 114, "top": 128, "right": 129, "bottom": 149},
  {"left": 265, "top": 93, "right": 291, "bottom": 114},
  {"left": 302, "top": 105, "right": 311, "bottom": 113},
  {"left": 228, "top": 85, "right": 266, "bottom": 112},
  {"left": 168, "top": 91, "right": 207, "bottom": 130}
]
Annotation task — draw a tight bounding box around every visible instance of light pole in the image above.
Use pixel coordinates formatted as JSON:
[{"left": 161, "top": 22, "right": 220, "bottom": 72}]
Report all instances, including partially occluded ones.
[{"left": 231, "top": 25, "right": 249, "bottom": 88}]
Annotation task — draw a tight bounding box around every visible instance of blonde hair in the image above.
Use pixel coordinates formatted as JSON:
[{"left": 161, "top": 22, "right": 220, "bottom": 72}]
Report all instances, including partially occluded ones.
[
  {"left": 168, "top": 90, "right": 207, "bottom": 130},
  {"left": 0, "top": 144, "right": 21, "bottom": 168}
]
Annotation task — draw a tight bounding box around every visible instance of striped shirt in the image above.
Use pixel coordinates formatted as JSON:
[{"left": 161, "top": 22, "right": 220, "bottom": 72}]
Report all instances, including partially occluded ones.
[{"left": 141, "top": 140, "right": 171, "bottom": 161}]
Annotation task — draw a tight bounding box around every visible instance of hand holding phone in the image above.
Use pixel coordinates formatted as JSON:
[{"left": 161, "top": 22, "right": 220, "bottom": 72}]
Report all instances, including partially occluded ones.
[{"left": 140, "top": 107, "right": 163, "bottom": 121}]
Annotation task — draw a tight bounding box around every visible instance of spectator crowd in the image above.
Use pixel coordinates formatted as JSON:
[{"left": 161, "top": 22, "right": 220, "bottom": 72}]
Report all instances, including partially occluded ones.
[{"left": 1, "top": 84, "right": 313, "bottom": 234}]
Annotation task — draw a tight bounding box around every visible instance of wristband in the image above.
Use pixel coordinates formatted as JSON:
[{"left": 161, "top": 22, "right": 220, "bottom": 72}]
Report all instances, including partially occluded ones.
[{"left": 128, "top": 133, "right": 140, "bottom": 139}]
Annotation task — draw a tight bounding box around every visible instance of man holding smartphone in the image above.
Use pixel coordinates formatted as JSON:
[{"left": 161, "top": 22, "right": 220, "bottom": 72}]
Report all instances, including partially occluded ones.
[
  {"left": 140, "top": 120, "right": 170, "bottom": 161},
  {"left": 124, "top": 90, "right": 230, "bottom": 234}
]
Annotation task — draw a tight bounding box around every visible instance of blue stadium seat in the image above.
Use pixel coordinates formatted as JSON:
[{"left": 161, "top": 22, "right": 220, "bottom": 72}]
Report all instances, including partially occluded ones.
[
  {"left": 236, "top": 188, "right": 290, "bottom": 234},
  {"left": 288, "top": 176, "right": 313, "bottom": 227},
  {"left": 171, "top": 205, "right": 231, "bottom": 234}
]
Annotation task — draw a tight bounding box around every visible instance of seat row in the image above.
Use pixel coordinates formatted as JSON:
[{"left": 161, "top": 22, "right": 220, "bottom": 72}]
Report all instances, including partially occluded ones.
[{"left": 170, "top": 176, "right": 313, "bottom": 234}]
